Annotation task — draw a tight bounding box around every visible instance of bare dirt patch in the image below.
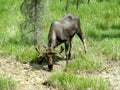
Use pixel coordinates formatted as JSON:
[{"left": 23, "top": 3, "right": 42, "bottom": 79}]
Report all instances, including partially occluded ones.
[
  {"left": 97, "top": 59, "right": 120, "bottom": 90},
  {"left": 0, "top": 57, "right": 120, "bottom": 90}
]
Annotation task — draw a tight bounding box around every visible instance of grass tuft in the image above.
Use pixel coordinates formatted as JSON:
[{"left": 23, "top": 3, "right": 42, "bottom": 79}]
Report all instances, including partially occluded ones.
[
  {"left": 48, "top": 71, "right": 109, "bottom": 90},
  {"left": 0, "top": 74, "right": 16, "bottom": 90},
  {"left": 67, "top": 54, "right": 103, "bottom": 72}
]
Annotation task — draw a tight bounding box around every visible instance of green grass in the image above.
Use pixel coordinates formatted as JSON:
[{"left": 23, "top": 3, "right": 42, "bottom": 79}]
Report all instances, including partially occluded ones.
[
  {"left": 0, "top": 74, "right": 16, "bottom": 90},
  {"left": 0, "top": 44, "right": 37, "bottom": 62},
  {"left": 0, "top": 0, "right": 119, "bottom": 62},
  {"left": 48, "top": 71, "right": 109, "bottom": 90},
  {"left": 0, "top": 0, "right": 37, "bottom": 62},
  {"left": 67, "top": 54, "right": 104, "bottom": 72},
  {"left": 0, "top": 0, "right": 120, "bottom": 89}
]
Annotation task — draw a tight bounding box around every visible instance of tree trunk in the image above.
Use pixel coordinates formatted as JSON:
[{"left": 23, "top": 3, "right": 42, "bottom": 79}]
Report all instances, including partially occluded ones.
[{"left": 34, "top": 0, "right": 38, "bottom": 45}]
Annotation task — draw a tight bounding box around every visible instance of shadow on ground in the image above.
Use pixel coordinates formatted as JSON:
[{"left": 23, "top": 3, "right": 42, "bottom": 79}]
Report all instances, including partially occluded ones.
[{"left": 29, "top": 56, "right": 66, "bottom": 71}]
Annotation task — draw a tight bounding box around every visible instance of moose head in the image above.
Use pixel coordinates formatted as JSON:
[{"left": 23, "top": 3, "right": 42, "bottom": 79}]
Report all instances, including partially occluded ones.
[{"left": 35, "top": 45, "right": 64, "bottom": 71}]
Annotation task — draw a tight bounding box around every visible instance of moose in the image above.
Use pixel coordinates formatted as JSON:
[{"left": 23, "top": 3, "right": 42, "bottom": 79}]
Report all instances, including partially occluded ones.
[{"left": 35, "top": 14, "right": 87, "bottom": 71}]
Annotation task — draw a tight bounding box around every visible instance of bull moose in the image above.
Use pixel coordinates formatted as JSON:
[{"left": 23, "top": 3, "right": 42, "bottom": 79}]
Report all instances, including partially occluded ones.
[{"left": 35, "top": 14, "right": 87, "bottom": 71}]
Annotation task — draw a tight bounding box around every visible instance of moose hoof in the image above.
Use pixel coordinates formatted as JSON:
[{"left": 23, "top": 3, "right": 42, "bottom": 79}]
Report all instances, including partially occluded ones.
[{"left": 48, "top": 65, "right": 53, "bottom": 71}]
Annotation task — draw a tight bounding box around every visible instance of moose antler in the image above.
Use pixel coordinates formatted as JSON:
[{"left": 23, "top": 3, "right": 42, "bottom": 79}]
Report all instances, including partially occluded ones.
[
  {"left": 35, "top": 45, "right": 45, "bottom": 58},
  {"left": 35, "top": 45, "right": 64, "bottom": 70},
  {"left": 35, "top": 45, "right": 40, "bottom": 53},
  {"left": 35, "top": 45, "right": 64, "bottom": 57},
  {"left": 35, "top": 45, "right": 47, "bottom": 64}
]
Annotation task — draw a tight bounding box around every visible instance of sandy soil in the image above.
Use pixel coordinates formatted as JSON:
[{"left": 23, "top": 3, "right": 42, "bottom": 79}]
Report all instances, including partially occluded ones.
[{"left": 0, "top": 57, "right": 120, "bottom": 90}]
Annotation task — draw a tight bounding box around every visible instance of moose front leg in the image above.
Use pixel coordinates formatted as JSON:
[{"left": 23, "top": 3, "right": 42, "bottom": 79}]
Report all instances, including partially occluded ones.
[{"left": 65, "top": 41, "right": 71, "bottom": 64}]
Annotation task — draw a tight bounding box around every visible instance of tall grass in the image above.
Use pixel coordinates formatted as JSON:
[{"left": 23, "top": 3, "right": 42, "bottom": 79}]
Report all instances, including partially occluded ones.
[
  {"left": 67, "top": 54, "right": 104, "bottom": 72},
  {"left": 48, "top": 71, "right": 109, "bottom": 90},
  {"left": 0, "top": 0, "right": 38, "bottom": 62},
  {"left": 0, "top": 74, "right": 16, "bottom": 90}
]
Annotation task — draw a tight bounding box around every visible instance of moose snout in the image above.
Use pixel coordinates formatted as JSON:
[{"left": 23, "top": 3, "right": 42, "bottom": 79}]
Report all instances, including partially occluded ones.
[
  {"left": 48, "top": 64, "right": 53, "bottom": 71},
  {"left": 47, "top": 54, "right": 54, "bottom": 71}
]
